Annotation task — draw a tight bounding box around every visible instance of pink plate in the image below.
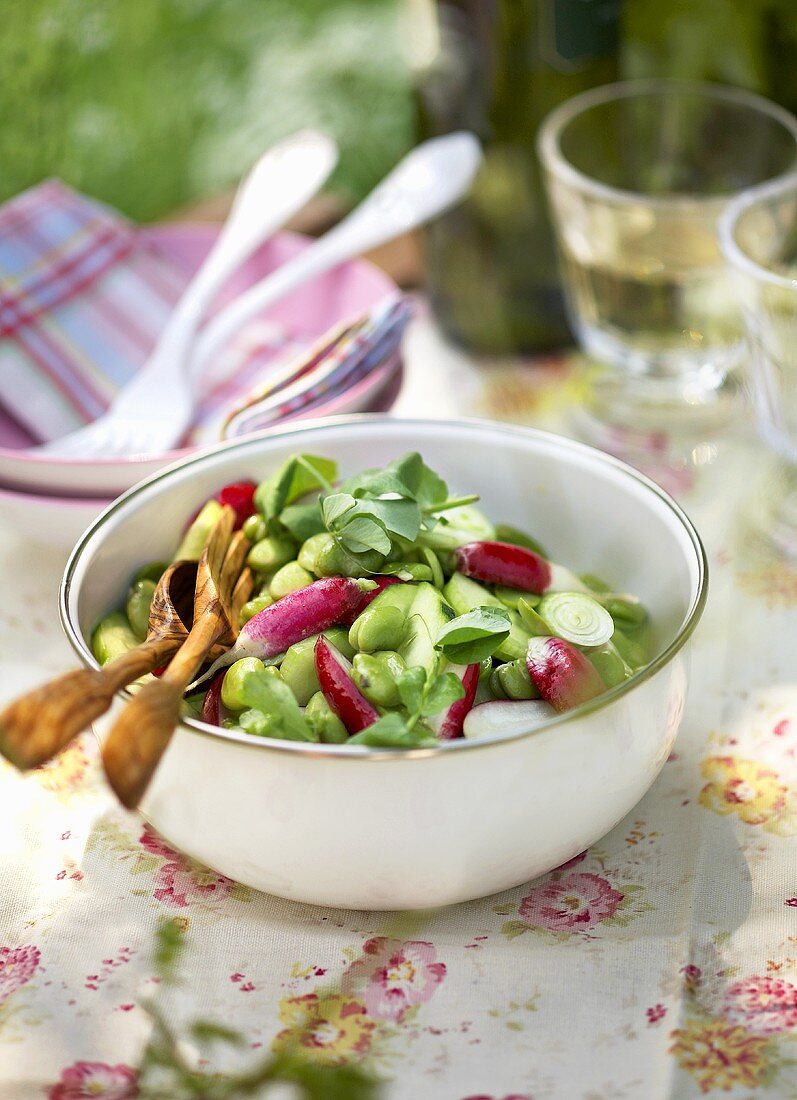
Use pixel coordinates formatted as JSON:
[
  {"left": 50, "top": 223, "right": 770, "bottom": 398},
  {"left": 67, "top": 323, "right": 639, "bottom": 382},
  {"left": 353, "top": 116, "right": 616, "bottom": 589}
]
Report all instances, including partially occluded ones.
[{"left": 0, "top": 226, "right": 402, "bottom": 498}]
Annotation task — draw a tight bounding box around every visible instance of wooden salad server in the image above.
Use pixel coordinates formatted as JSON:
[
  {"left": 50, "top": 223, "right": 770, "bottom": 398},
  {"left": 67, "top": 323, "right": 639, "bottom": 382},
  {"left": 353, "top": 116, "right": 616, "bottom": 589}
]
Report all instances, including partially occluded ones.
[
  {"left": 0, "top": 559, "right": 204, "bottom": 772},
  {"left": 102, "top": 506, "right": 252, "bottom": 809}
]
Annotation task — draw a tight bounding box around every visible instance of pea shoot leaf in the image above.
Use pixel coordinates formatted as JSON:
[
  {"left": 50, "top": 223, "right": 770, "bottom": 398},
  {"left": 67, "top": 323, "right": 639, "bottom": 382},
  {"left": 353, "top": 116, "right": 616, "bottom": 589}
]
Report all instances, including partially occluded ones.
[
  {"left": 338, "top": 515, "right": 392, "bottom": 556},
  {"left": 322, "top": 492, "right": 358, "bottom": 527},
  {"left": 278, "top": 501, "right": 326, "bottom": 541},
  {"left": 255, "top": 454, "right": 337, "bottom": 521},
  {"left": 435, "top": 606, "right": 511, "bottom": 664},
  {"left": 397, "top": 666, "right": 427, "bottom": 714},
  {"left": 421, "top": 671, "right": 465, "bottom": 717},
  {"left": 348, "top": 712, "right": 420, "bottom": 747}
]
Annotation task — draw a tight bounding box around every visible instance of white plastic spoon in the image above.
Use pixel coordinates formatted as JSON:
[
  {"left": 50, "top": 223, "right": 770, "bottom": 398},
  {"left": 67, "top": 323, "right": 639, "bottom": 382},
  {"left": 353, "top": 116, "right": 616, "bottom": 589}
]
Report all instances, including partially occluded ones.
[{"left": 189, "top": 131, "right": 482, "bottom": 381}]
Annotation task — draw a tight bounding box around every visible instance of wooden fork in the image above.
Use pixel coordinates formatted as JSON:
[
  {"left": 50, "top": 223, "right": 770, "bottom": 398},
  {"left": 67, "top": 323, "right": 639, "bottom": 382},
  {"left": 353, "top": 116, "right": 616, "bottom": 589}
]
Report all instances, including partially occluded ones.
[{"left": 101, "top": 505, "right": 252, "bottom": 808}]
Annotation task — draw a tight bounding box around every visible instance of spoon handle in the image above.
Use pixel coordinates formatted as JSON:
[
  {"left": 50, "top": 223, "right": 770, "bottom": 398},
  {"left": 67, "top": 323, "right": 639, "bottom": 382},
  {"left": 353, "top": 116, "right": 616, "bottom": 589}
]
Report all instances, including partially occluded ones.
[
  {"left": 189, "top": 132, "right": 482, "bottom": 379},
  {"left": 102, "top": 607, "right": 226, "bottom": 809},
  {"left": 0, "top": 635, "right": 179, "bottom": 771}
]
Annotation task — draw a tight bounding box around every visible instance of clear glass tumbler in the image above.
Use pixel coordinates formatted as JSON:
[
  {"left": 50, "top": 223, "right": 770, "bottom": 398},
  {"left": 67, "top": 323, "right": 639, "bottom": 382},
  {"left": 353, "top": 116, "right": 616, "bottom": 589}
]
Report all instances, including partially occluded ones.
[
  {"left": 720, "top": 177, "right": 797, "bottom": 556},
  {"left": 538, "top": 79, "right": 797, "bottom": 438}
]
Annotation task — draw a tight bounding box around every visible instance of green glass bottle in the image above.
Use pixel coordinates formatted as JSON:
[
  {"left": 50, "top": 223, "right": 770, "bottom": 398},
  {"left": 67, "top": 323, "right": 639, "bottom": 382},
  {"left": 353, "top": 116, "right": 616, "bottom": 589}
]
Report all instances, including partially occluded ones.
[{"left": 414, "top": 0, "right": 620, "bottom": 354}]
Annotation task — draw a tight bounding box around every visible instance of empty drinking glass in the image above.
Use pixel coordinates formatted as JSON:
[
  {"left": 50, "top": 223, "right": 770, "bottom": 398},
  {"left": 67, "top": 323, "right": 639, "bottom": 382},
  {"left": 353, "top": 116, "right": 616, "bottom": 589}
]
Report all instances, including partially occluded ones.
[
  {"left": 538, "top": 79, "right": 797, "bottom": 441},
  {"left": 720, "top": 176, "right": 797, "bottom": 555}
]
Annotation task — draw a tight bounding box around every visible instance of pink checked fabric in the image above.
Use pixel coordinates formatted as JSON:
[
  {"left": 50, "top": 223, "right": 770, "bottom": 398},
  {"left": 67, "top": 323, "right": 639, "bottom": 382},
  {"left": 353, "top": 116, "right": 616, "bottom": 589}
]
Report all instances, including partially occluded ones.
[
  {"left": 0, "top": 180, "right": 187, "bottom": 441},
  {"left": 0, "top": 180, "right": 408, "bottom": 447}
]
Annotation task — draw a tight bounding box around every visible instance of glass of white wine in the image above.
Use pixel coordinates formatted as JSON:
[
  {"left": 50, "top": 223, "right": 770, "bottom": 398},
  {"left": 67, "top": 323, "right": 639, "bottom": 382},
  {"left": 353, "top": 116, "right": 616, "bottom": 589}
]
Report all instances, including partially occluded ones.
[
  {"left": 538, "top": 79, "right": 797, "bottom": 442},
  {"left": 721, "top": 178, "right": 797, "bottom": 557}
]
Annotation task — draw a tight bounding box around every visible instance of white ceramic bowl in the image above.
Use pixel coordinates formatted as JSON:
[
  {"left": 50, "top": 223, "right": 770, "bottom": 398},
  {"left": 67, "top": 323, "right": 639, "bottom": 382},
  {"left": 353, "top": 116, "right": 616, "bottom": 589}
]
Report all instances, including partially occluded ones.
[{"left": 60, "top": 417, "right": 707, "bottom": 910}]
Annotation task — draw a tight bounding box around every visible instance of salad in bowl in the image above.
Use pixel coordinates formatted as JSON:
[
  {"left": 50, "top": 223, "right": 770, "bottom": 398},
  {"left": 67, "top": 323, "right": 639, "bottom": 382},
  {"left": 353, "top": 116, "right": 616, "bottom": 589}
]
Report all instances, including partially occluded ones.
[
  {"left": 60, "top": 417, "right": 705, "bottom": 908},
  {"left": 93, "top": 450, "right": 652, "bottom": 749}
]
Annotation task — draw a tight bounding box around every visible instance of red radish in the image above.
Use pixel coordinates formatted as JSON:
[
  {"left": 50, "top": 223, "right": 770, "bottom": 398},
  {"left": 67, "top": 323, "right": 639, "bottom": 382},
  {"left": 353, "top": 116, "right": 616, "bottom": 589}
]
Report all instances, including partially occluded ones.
[
  {"left": 526, "top": 636, "right": 606, "bottom": 712},
  {"left": 455, "top": 541, "right": 552, "bottom": 594},
  {"left": 463, "top": 699, "right": 556, "bottom": 740},
  {"left": 198, "top": 577, "right": 376, "bottom": 683},
  {"left": 427, "top": 663, "right": 480, "bottom": 740},
  {"left": 217, "top": 480, "right": 257, "bottom": 529},
  {"left": 200, "top": 672, "right": 226, "bottom": 726},
  {"left": 314, "top": 636, "right": 378, "bottom": 733}
]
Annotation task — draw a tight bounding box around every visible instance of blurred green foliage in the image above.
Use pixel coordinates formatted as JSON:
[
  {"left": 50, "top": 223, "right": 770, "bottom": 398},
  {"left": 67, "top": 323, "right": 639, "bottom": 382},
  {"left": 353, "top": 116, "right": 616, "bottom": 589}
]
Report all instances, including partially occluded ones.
[
  {"left": 622, "top": 0, "right": 797, "bottom": 114},
  {"left": 0, "top": 0, "right": 413, "bottom": 221},
  {"left": 3, "top": 0, "right": 796, "bottom": 225}
]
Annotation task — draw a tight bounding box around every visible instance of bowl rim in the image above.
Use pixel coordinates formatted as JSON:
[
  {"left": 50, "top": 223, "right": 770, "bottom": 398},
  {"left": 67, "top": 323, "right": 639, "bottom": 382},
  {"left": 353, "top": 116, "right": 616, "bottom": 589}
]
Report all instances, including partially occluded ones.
[{"left": 60, "top": 415, "right": 709, "bottom": 760}]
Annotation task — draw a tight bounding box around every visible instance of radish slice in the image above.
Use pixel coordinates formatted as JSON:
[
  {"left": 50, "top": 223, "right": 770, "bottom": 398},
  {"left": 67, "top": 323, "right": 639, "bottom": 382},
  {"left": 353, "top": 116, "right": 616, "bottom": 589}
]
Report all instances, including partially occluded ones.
[
  {"left": 200, "top": 672, "right": 225, "bottom": 726},
  {"left": 314, "top": 636, "right": 379, "bottom": 733},
  {"left": 455, "top": 541, "right": 552, "bottom": 594},
  {"left": 197, "top": 577, "right": 375, "bottom": 684},
  {"left": 463, "top": 699, "right": 556, "bottom": 740},
  {"left": 217, "top": 480, "right": 257, "bottom": 529},
  {"left": 526, "top": 636, "right": 606, "bottom": 712},
  {"left": 427, "top": 662, "right": 480, "bottom": 740}
]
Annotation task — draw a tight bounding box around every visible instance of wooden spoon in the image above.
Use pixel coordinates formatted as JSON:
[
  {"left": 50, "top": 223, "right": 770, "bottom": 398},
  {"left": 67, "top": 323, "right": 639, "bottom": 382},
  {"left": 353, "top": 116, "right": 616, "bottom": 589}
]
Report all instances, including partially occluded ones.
[
  {"left": 102, "top": 506, "right": 251, "bottom": 809},
  {"left": 0, "top": 559, "right": 207, "bottom": 772}
]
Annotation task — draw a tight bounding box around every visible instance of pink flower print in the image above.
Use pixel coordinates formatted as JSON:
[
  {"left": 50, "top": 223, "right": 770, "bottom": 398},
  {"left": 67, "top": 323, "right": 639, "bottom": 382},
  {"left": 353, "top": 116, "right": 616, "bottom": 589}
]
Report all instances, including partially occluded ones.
[
  {"left": 647, "top": 1004, "right": 667, "bottom": 1024},
  {"left": 724, "top": 976, "right": 797, "bottom": 1035},
  {"left": 786, "top": 898, "right": 797, "bottom": 907},
  {"left": 48, "top": 1062, "right": 138, "bottom": 1099},
  {"left": 0, "top": 944, "right": 41, "bottom": 1002},
  {"left": 139, "top": 824, "right": 178, "bottom": 860},
  {"left": 681, "top": 964, "right": 702, "bottom": 987},
  {"left": 519, "top": 872, "right": 623, "bottom": 932},
  {"left": 774, "top": 719, "right": 790, "bottom": 737},
  {"left": 342, "top": 937, "right": 447, "bottom": 1023},
  {"left": 152, "top": 861, "right": 234, "bottom": 908}
]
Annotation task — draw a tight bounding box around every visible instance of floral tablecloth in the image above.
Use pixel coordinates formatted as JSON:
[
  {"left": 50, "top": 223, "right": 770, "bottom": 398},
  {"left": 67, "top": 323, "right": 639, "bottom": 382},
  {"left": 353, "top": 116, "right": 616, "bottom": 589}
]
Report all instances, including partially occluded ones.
[{"left": 3, "top": 314, "right": 797, "bottom": 1099}]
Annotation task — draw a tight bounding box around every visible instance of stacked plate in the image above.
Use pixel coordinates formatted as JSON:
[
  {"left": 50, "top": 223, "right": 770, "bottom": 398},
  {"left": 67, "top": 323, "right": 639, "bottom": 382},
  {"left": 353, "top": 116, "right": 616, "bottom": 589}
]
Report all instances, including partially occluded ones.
[{"left": 0, "top": 226, "right": 404, "bottom": 550}]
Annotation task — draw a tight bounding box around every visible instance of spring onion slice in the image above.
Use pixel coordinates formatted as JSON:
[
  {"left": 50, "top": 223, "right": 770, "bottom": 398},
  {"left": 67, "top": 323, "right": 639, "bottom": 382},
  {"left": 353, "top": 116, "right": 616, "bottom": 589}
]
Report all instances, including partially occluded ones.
[{"left": 537, "top": 592, "right": 614, "bottom": 648}]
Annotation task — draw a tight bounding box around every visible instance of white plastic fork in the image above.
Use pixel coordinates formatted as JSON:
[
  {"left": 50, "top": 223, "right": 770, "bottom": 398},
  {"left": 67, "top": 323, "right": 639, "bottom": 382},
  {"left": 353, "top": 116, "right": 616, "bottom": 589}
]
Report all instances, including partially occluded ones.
[{"left": 39, "top": 130, "right": 338, "bottom": 458}]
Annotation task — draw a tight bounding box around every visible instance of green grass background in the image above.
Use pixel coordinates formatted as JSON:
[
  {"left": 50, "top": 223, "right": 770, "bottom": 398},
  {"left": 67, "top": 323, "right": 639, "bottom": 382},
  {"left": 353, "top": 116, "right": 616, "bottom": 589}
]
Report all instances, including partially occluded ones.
[{"left": 2, "top": 0, "right": 796, "bottom": 223}]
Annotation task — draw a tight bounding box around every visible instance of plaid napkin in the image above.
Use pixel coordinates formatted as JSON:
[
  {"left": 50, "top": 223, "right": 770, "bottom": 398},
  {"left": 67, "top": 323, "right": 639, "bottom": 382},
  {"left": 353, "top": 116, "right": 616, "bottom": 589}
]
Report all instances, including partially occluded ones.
[{"left": 0, "top": 180, "right": 406, "bottom": 446}]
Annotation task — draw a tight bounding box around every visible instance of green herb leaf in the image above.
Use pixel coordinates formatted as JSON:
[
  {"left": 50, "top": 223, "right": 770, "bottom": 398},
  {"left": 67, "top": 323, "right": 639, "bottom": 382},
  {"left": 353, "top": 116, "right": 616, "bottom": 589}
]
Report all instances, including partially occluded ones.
[
  {"left": 435, "top": 606, "right": 511, "bottom": 664},
  {"left": 339, "top": 514, "right": 392, "bottom": 556},
  {"left": 397, "top": 665, "right": 427, "bottom": 714},
  {"left": 355, "top": 497, "right": 421, "bottom": 541},
  {"left": 348, "top": 712, "right": 435, "bottom": 748},
  {"left": 421, "top": 671, "right": 465, "bottom": 716},
  {"left": 255, "top": 453, "right": 337, "bottom": 521},
  {"left": 279, "top": 501, "right": 326, "bottom": 541},
  {"left": 240, "top": 673, "right": 317, "bottom": 742},
  {"left": 322, "top": 492, "right": 358, "bottom": 527}
]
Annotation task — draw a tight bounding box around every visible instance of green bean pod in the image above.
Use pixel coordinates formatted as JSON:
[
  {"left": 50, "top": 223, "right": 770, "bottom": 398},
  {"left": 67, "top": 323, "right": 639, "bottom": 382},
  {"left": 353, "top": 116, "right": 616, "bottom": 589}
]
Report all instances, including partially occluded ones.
[
  {"left": 313, "top": 535, "right": 385, "bottom": 578},
  {"left": 242, "top": 514, "right": 267, "bottom": 543},
  {"left": 587, "top": 643, "right": 633, "bottom": 688},
  {"left": 126, "top": 578, "right": 156, "bottom": 641},
  {"left": 352, "top": 650, "right": 406, "bottom": 707},
  {"left": 247, "top": 535, "right": 298, "bottom": 574},
  {"left": 240, "top": 594, "right": 274, "bottom": 625},
  {"left": 348, "top": 583, "right": 416, "bottom": 651},
  {"left": 493, "top": 657, "right": 539, "bottom": 700},
  {"left": 269, "top": 562, "right": 314, "bottom": 601},
  {"left": 280, "top": 628, "right": 354, "bottom": 705},
  {"left": 306, "top": 691, "right": 349, "bottom": 743}
]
